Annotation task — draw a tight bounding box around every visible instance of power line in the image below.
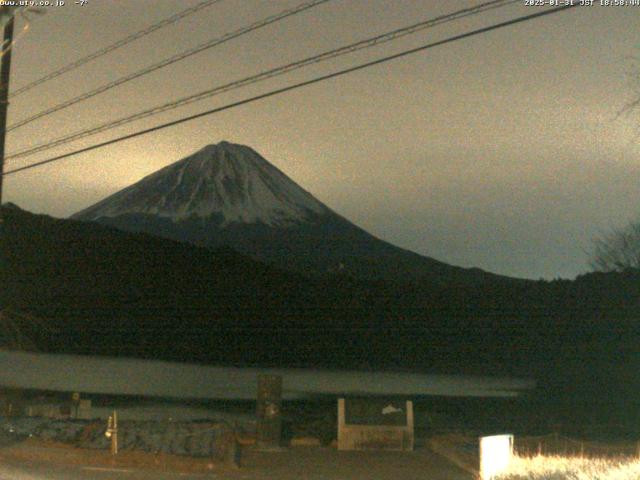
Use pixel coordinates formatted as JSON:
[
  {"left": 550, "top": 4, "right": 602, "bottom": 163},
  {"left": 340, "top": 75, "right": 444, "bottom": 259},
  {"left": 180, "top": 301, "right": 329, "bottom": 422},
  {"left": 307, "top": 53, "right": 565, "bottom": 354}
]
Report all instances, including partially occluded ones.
[
  {"left": 7, "top": 0, "right": 519, "bottom": 162},
  {"left": 6, "top": 0, "right": 332, "bottom": 132},
  {"left": 2, "top": 4, "right": 579, "bottom": 178},
  {"left": 9, "top": 0, "right": 224, "bottom": 98}
]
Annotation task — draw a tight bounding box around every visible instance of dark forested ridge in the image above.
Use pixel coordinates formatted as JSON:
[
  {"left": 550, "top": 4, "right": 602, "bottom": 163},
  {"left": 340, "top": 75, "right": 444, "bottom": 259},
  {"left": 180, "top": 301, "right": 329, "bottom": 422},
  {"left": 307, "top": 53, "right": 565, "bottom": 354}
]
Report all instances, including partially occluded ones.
[{"left": 2, "top": 205, "right": 639, "bottom": 409}]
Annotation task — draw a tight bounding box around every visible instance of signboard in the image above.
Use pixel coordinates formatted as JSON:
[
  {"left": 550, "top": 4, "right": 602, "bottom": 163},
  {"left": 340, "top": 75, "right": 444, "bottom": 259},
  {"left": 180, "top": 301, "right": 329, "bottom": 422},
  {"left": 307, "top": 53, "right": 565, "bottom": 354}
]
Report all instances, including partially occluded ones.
[
  {"left": 338, "top": 398, "right": 414, "bottom": 451},
  {"left": 345, "top": 397, "right": 408, "bottom": 426}
]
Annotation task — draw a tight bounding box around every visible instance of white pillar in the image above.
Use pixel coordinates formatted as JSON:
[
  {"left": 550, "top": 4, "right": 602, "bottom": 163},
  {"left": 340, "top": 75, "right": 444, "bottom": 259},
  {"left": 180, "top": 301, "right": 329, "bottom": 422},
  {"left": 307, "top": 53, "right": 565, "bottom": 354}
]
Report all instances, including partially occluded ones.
[{"left": 479, "top": 434, "right": 513, "bottom": 480}]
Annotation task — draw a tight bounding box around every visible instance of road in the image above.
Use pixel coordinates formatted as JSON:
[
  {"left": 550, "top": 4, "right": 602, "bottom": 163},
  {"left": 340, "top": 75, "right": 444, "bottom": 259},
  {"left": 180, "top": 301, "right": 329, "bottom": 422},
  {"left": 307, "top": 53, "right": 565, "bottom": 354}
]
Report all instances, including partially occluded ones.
[
  {"left": 0, "top": 458, "right": 216, "bottom": 479},
  {"left": 0, "top": 441, "right": 474, "bottom": 480}
]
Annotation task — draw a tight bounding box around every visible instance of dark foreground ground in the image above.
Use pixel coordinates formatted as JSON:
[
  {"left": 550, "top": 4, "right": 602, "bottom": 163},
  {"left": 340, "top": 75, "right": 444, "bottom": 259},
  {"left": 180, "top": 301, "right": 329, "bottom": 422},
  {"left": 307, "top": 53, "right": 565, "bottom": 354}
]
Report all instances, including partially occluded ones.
[{"left": 0, "top": 439, "right": 473, "bottom": 480}]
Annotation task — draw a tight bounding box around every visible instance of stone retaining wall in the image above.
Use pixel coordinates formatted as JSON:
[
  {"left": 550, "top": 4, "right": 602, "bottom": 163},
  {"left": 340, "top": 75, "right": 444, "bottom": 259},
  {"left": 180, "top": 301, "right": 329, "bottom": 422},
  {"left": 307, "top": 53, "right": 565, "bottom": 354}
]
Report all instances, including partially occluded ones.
[{"left": 0, "top": 417, "right": 235, "bottom": 459}]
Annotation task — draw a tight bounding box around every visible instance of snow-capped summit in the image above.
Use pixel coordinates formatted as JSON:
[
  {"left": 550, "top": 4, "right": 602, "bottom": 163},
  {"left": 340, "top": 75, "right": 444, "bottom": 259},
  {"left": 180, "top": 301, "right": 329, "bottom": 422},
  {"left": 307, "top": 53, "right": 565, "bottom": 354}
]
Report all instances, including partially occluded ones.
[
  {"left": 73, "top": 142, "right": 499, "bottom": 283},
  {"left": 73, "top": 141, "right": 328, "bottom": 227}
]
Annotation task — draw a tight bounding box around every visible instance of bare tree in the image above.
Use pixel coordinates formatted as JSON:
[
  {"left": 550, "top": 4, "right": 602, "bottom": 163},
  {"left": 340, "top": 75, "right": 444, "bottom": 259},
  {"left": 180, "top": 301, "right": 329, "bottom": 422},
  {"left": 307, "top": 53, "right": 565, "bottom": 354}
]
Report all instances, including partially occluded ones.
[
  {"left": 591, "top": 221, "right": 640, "bottom": 272},
  {"left": 591, "top": 58, "right": 640, "bottom": 272},
  {"left": 619, "top": 57, "right": 640, "bottom": 124}
]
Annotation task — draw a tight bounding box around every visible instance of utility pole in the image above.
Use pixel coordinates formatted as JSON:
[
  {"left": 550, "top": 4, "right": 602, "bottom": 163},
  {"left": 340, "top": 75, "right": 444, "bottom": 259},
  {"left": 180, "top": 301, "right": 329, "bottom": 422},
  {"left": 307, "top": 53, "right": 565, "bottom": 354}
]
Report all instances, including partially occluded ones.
[
  {"left": 0, "top": 7, "right": 15, "bottom": 212},
  {"left": 0, "top": 7, "right": 14, "bottom": 412},
  {"left": 0, "top": 6, "right": 15, "bottom": 334}
]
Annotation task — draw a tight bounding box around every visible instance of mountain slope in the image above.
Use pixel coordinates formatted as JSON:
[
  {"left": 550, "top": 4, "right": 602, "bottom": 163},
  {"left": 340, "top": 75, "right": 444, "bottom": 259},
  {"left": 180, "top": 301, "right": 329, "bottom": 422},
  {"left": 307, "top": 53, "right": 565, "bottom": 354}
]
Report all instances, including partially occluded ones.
[
  {"left": 1, "top": 204, "right": 550, "bottom": 376},
  {"left": 72, "top": 141, "right": 504, "bottom": 283}
]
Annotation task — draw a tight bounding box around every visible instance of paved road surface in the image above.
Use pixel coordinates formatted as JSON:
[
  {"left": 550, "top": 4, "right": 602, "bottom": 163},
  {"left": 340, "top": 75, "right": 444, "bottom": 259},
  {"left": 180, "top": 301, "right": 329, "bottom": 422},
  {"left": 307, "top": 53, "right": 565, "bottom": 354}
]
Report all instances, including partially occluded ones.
[
  {"left": 0, "top": 442, "right": 474, "bottom": 480},
  {"left": 0, "top": 458, "right": 215, "bottom": 479}
]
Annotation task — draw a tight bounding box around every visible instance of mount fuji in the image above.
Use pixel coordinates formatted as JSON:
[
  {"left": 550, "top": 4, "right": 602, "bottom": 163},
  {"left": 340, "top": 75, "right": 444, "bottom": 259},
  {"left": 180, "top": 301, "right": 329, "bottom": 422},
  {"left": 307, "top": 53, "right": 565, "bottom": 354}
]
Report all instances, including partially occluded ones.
[{"left": 72, "top": 141, "right": 500, "bottom": 283}]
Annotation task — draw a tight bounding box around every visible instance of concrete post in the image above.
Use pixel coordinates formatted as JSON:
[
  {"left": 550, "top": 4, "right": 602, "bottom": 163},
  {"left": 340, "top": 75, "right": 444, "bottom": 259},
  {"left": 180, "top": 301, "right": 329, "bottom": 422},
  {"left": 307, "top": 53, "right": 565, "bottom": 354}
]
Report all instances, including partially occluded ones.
[{"left": 256, "top": 374, "right": 282, "bottom": 450}]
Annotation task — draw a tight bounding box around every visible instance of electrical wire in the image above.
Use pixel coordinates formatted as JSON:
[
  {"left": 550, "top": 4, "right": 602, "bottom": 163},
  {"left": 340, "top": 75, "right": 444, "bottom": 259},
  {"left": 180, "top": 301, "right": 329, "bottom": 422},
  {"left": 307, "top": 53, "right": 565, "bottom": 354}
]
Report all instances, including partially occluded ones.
[
  {"left": 9, "top": 0, "right": 224, "bottom": 98},
  {"left": 6, "top": 0, "right": 518, "bottom": 162},
  {"left": 6, "top": 0, "right": 332, "bottom": 132},
  {"left": 2, "top": 4, "right": 579, "bottom": 178}
]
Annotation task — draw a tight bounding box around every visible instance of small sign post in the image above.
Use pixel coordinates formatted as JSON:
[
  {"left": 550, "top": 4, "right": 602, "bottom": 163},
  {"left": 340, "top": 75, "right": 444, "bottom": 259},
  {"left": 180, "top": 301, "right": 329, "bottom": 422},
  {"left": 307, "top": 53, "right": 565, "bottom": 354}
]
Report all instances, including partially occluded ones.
[
  {"left": 71, "top": 392, "right": 80, "bottom": 418},
  {"left": 106, "top": 410, "right": 119, "bottom": 455}
]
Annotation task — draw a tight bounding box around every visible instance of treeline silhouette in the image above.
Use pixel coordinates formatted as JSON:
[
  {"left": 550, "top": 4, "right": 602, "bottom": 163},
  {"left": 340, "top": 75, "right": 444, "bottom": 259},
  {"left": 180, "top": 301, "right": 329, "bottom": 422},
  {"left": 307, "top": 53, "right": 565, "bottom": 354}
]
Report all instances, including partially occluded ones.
[{"left": 2, "top": 205, "right": 639, "bottom": 425}]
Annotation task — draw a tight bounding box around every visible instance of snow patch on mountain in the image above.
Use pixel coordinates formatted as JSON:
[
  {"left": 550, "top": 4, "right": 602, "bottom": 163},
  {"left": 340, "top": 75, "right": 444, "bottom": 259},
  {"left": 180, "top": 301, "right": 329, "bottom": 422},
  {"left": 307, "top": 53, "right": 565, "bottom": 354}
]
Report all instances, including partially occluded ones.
[{"left": 73, "top": 142, "right": 328, "bottom": 227}]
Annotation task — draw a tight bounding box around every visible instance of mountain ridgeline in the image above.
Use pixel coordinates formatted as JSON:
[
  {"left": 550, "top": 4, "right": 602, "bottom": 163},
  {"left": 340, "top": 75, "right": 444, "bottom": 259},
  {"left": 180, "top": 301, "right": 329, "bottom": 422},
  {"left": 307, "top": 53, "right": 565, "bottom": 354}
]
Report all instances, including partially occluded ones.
[
  {"left": 71, "top": 141, "right": 504, "bottom": 284},
  {"left": 3, "top": 204, "right": 640, "bottom": 380}
]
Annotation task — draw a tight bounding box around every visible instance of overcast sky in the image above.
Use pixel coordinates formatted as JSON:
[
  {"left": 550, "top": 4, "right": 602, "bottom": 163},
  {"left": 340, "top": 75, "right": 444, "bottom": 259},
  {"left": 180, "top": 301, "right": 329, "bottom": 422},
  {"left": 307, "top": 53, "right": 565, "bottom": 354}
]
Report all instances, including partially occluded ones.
[{"left": 3, "top": 0, "right": 639, "bottom": 279}]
